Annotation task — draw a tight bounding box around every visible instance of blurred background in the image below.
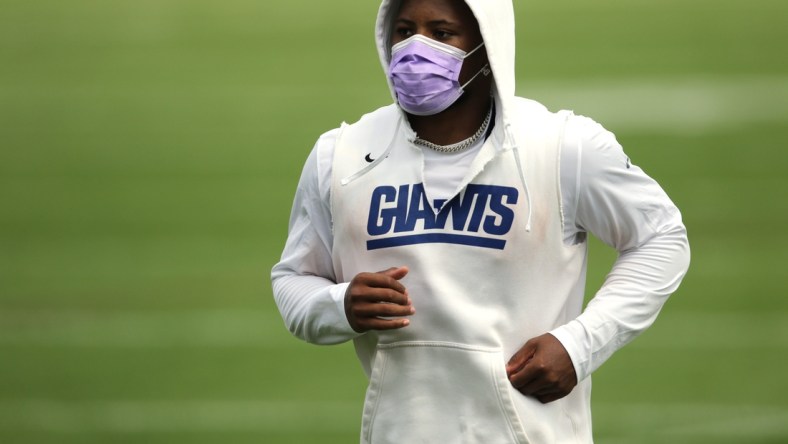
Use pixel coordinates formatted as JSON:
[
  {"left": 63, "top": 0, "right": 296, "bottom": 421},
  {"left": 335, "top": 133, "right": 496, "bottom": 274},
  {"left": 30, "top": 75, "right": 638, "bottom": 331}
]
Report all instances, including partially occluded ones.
[{"left": 1, "top": 0, "right": 787, "bottom": 442}]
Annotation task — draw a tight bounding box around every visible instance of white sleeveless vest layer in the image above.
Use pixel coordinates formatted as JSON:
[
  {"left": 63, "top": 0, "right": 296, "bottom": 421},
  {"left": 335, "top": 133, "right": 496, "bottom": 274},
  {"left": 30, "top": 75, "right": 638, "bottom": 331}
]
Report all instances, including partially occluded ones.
[{"left": 331, "top": 99, "right": 592, "bottom": 443}]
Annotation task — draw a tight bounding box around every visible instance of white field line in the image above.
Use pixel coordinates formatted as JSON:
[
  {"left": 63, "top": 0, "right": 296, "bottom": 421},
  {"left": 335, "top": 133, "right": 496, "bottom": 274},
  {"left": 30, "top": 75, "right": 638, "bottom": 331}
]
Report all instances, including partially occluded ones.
[
  {"left": 630, "top": 311, "right": 788, "bottom": 350},
  {"left": 516, "top": 75, "right": 788, "bottom": 133},
  {"left": 0, "top": 399, "right": 359, "bottom": 432},
  {"left": 0, "top": 310, "right": 294, "bottom": 348},
  {"left": 3, "top": 75, "right": 785, "bottom": 133},
  {"left": 0, "top": 309, "right": 786, "bottom": 349},
  {"left": 594, "top": 402, "right": 788, "bottom": 440},
  {"left": 1, "top": 399, "right": 786, "bottom": 436}
]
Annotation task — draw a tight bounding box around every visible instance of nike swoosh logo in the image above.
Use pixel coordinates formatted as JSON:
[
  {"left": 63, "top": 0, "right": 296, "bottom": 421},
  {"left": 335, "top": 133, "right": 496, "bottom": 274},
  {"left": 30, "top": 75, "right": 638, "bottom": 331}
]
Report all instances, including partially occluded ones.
[{"left": 365, "top": 153, "right": 375, "bottom": 163}]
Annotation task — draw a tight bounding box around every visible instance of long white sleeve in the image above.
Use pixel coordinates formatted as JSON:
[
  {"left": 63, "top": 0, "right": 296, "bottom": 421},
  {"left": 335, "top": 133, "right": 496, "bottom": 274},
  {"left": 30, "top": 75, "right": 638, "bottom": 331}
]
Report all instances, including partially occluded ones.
[
  {"left": 270, "top": 129, "right": 361, "bottom": 345},
  {"left": 550, "top": 116, "right": 691, "bottom": 382}
]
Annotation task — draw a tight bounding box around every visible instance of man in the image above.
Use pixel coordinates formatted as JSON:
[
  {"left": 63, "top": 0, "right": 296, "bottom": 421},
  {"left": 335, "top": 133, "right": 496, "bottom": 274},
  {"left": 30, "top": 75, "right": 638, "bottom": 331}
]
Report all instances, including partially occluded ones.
[{"left": 272, "top": 0, "right": 690, "bottom": 442}]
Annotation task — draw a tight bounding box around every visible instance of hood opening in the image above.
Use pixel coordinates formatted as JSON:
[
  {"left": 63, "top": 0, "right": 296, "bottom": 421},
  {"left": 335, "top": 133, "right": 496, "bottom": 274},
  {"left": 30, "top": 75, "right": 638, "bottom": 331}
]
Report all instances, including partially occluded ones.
[{"left": 375, "top": 0, "right": 517, "bottom": 131}]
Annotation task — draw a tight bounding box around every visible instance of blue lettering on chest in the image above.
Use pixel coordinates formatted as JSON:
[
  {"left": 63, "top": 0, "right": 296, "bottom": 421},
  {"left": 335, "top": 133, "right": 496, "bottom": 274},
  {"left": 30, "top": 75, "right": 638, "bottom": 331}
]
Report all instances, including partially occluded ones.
[{"left": 366, "top": 183, "right": 518, "bottom": 250}]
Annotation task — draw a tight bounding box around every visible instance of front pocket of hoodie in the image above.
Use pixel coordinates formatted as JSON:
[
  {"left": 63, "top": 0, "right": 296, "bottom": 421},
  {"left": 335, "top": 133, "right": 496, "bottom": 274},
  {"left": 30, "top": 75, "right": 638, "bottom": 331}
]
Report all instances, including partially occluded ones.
[{"left": 361, "top": 341, "right": 528, "bottom": 444}]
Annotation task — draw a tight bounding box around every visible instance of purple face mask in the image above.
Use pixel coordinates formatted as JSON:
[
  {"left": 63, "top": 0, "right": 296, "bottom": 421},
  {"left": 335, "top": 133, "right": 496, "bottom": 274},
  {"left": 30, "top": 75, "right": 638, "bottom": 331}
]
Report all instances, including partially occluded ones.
[{"left": 388, "top": 34, "right": 489, "bottom": 116}]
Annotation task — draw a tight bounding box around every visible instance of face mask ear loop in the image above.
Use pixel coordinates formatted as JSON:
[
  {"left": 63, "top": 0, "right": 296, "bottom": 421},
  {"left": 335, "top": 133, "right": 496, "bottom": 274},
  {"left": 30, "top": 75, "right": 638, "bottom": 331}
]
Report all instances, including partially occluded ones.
[
  {"left": 341, "top": 116, "right": 402, "bottom": 186},
  {"left": 459, "top": 41, "right": 489, "bottom": 90},
  {"left": 463, "top": 41, "right": 485, "bottom": 59},
  {"left": 460, "top": 63, "right": 492, "bottom": 90}
]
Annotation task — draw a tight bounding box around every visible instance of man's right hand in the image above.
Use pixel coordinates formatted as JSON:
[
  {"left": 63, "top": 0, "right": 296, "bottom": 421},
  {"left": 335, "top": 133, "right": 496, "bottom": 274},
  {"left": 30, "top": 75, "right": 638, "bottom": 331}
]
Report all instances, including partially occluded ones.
[{"left": 344, "top": 266, "right": 414, "bottom": 333}]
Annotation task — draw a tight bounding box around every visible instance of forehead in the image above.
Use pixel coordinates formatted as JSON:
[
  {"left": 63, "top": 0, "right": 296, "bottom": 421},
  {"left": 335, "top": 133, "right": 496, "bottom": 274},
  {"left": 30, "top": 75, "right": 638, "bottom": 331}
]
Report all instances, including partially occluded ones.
[{"left": 395, "top": 0, "right": 477, "bottom": 25}]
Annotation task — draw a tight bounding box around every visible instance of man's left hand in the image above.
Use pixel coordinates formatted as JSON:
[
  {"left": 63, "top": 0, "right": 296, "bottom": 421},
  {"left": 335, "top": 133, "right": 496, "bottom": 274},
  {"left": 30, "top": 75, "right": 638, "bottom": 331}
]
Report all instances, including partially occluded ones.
[{"left": 506, "top": 333, "right": 578, "bottom": 403}]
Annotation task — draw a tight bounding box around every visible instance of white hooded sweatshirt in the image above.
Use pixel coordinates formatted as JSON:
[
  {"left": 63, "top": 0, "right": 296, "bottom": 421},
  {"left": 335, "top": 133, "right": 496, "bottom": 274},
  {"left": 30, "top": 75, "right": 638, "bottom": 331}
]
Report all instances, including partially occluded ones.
[{"left": 272, "top": 0, "right": 690, "bottom": 442}]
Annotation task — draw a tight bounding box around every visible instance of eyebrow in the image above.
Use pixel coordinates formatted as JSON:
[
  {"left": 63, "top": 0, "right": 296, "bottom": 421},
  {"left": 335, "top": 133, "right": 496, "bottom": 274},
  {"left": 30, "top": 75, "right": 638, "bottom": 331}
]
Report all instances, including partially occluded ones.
[{"left": 394, "top": 18, "right": 459, "bottom": 27}]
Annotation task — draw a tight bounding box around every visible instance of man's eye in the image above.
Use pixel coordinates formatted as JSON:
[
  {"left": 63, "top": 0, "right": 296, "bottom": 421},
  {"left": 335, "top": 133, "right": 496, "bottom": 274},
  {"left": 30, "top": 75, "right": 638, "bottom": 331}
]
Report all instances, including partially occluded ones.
[
  {"left": 396, "top": 28, "right": 413, "bottom": 38},
  {"left": 433, "top": 30, "right": 452, "bottom": 40}
]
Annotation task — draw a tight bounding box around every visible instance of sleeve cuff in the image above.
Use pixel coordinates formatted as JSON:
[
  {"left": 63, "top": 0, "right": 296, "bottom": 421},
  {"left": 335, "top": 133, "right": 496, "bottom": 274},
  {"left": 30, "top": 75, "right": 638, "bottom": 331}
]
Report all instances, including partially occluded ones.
[
  {"left": 329, "top": 282, "right": 362, "bottom": 339},
  {"left": 549, "top": 321, "right": 590, "bottom": 382}
]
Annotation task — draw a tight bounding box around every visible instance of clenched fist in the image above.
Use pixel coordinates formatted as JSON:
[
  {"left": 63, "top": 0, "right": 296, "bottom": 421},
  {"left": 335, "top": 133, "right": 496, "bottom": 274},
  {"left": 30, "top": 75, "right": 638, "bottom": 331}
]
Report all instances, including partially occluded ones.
[
  {"left": 344, "top": 266, "right": 415, "bottom": 333},
  {"left": 506, "top": 333, "right": 578, "bottom": 403}
]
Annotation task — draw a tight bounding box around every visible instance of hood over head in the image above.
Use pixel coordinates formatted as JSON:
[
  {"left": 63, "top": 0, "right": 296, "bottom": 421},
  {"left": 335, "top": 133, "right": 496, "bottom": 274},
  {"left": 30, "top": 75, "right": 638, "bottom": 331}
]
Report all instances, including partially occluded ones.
[{"left": 375, "top": 0, "right": 517, "bottom": 127}]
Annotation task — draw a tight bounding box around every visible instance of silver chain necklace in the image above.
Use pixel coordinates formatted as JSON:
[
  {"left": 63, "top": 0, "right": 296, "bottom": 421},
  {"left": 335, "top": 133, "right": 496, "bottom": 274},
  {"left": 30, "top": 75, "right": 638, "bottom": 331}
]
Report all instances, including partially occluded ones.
[{"left": 413, "top": 106, "right": 493, "bottom": 154}]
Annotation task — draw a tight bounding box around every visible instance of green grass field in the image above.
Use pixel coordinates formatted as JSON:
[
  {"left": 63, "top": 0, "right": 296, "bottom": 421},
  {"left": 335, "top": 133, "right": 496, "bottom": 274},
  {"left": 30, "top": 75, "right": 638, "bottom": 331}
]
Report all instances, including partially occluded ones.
[{"left": 1, "top": 0, "right": 787, "bottom": 442}]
